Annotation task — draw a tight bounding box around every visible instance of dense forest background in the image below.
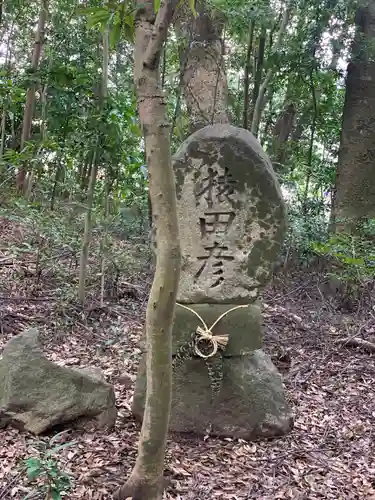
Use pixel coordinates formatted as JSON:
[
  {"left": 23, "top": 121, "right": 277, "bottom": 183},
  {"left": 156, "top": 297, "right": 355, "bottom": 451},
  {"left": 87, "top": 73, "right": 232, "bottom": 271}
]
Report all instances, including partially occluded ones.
[
  {"left": 2, "top": 0, "right": 374, "bottom": 301},
  {"left": 1, "top": 0, "right": 375, "bottom": 498}
]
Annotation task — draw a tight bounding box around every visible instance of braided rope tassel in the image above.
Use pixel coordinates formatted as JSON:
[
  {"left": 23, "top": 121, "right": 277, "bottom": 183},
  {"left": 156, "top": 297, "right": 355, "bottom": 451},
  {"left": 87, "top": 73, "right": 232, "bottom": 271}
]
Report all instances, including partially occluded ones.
[
  {"left": 172, "top": 332, "right": 195, "bottom": 370},
  {"left": 173, "top": 303, "right": 249, "bottom": 400},
  {"left": 205, "top": 353, "right": 224, "bottom": 403}
]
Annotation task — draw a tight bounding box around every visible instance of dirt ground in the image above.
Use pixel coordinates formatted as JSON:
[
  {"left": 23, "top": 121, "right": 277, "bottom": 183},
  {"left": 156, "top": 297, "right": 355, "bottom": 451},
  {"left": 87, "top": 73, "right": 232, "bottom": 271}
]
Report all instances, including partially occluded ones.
[{"left": 0, "top": 216, "right": 374, "bottom": 499}]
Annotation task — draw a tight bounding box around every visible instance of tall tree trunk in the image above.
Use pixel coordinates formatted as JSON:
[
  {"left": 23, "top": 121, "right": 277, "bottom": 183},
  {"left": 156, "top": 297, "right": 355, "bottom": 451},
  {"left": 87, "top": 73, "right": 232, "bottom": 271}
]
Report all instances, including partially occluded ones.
[
  {"left": 270, "top": 101, "right": 296, "bottom": 170},
  {"left": 302, "top": 70, "right": 318, "bottom": 214},
  {"left": 113, "top": 0, "right": 181, "bottom": 499},
  {"left": 0, "top": 106, "right": 6, "bottom": 160},
  {"left": 249, "top": 26, "right": 266, "bottom": 126},
  {"left": 332, "top": 1, "right": 375, "bottom": 232},
  {"left": 79, "top": 154, "right": 91, "bottom": 192},
  {"left": 175, "top": 1, "right": 229, "bottom": 133},
  {"left": 78, "top": 28, "right": 109, "bottom": 305},
  {"left": 78, "top": 153, "right": 98, "bottom": 304},
  {"left": 50, "top": 160, "right": 61, "bottom": 211},
  {"left": 251, "top": 1, "right": 292, "bottom": 137},
  {"left": 243, "top": 19, "right": 255, "bottom": 129},
  {"left": 16, "top": 0, "right": 48, "bottom": 191},
  {"left": 0, "top": 48, "right": 11, "bottom": 164},
  {"left": 99, "top": 24, "right": 110, "bottom": 307},
  {"left": 261, "top": 90, "right": 274, "bottom": 147}
]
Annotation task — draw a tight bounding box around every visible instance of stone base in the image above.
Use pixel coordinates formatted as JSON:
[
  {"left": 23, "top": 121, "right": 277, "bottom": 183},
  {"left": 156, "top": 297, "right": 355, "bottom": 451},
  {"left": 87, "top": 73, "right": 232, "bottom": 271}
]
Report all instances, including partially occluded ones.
[{"left": 132, "top": 349, "right": 293, "bottom": 440}]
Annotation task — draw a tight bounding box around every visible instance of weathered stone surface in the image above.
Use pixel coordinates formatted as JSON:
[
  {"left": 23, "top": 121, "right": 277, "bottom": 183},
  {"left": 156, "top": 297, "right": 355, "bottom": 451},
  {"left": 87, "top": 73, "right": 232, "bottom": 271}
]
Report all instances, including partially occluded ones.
[
  {"left": 173, "top": 124, "right": 286, "bottom": 304},
  {"left": 172, "top": 302, "right": 262, "bottom": 355},
  {"left": 133, "top": 349, "right": 292, "bottom": 439},
  {"left": 0, "top": 329, "right": 117, "bottom": 434}
]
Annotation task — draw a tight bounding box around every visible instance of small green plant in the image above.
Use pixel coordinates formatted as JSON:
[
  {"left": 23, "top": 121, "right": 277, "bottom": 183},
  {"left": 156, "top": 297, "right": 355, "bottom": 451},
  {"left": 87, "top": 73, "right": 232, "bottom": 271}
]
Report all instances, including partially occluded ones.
[
  {"left": 312, "top": 229, "right": 375, "bottom": 285},
  {"left": 22, "top": 432, "right": 74, "bottom": 500},
  {"left": 287, "top": 199, "right": 328, "bottom": 250},
  {"left": 310, "top": 221, "right": 375, "bottom": 309}
]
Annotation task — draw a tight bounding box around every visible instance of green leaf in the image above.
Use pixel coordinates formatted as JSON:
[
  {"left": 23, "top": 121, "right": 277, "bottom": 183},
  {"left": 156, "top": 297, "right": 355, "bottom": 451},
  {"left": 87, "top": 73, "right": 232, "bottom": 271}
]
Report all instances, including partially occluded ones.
[
  {"left": 87, "top": 9, "right": 111, "bottom": 29},
  {"left": 125, "top": 13, "right": 134, "bottom": 29},
  {"left": 154, "top": 0, "right": 161, "bottom": 12},
  {"left": 342, "top": 256, "right": 364, "bottom": 266},
  {"left": 123, "top": 21, "right": 135, "bottom": 42},
  {"left": 51, "top": 488, "right": 62, "bottom": 500},
  {"left": 25, "top": 457, "right": 42, "bottom": 481},
  {"left": 24, "top": 457, "right": 41, "bottom": 468},
  {"left": 47, "top": 467, "right": 59, "bottom": 477},
  {"left": 109, "top": 22, "right": 121, "bottom": 49}
]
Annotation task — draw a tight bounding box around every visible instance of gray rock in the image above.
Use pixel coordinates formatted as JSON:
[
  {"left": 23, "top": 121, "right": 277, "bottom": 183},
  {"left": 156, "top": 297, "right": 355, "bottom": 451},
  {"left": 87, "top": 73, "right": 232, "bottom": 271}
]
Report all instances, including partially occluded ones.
[
  {"left": 173, "top": 124, "right": 286, "bottom": 304},
  {"left": 0, "top": 329, "right": 117, "bottom": 434},
  {"left": 133, "top": 349, "right": 292, "bottom": 439}
]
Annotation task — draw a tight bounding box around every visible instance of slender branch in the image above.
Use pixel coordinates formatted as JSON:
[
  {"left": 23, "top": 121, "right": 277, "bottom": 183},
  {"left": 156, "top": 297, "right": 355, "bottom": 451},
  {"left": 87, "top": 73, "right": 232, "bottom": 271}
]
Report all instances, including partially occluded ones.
[
  {"left": 243, "top": 19, "right": 255, "bottom": 129},
  {"left": 143, "top": 0, "right": 180, "bottom": 69},
  {"left": 302, "top": 68, "right": 318, "bottom": 214},
  {"left": 251, "top": 1, "right": 292, "bottom": 136},
  {"left": 170, "top": 32, "right": 192, "bottom": 140}
]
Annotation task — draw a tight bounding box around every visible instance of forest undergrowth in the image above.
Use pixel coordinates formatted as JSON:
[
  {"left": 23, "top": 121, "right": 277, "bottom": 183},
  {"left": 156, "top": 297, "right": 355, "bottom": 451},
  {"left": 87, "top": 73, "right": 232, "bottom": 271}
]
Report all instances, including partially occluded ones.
[{"left": 0, "top": 204, "right": 374, "bottom": 499}]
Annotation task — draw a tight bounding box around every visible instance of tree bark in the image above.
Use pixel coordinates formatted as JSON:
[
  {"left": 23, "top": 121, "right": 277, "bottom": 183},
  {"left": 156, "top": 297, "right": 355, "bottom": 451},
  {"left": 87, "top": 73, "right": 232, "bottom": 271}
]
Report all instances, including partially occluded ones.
[
  {"left": 270, "top": 100, "right": 296, "bottom": 170},
  {"left": 175, "top": 1, "right": 229, "bottom": 133},
  {"left": 78, "top": 152, "right": 98, "bottom": 305},
  {"left": 113, "top": 0, "right": 181, "bottom": 499},
  {"left": 243, "top": 19, "right": 255, "bottom": 129},
  {"left": 332, "top": 1, "right": 375, "bottom": 232},
  {"left": 251, "top": 1, "right": 292, "bottom": 137},
  {"left": 78, "top": 28, "right": 109, "bottom": 305},
  {"left": 16, "top": 0, "right": 48, "bottom": 191}
]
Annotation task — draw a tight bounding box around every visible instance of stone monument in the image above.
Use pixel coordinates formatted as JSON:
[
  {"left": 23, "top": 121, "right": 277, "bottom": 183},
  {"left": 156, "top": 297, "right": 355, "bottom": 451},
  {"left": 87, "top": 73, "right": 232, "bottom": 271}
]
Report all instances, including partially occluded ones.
[{"left": 132, "top": 124, "right": 293, "bottom": 439}]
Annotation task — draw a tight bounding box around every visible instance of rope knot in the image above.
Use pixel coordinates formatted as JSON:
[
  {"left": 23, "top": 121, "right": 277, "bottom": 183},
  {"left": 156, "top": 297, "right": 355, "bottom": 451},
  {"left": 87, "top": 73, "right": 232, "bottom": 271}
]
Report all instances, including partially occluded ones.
[
  {"left": 176, "top": 303, "right": 249, "bottom": 359},
  {"left": 194, "top": 326, "right": 229, "bottom": 358}
]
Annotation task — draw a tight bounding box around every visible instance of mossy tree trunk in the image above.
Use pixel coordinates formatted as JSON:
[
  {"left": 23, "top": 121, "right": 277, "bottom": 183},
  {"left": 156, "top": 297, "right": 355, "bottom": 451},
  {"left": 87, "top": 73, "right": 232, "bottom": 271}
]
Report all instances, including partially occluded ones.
[
  {"left": 332, "top": 1, "right": 375, "bottom": 232},
  {"left": 16, "top": 0, "right": 48, "bottom": 192},
  {"left": 175, "top": 1, "right": 229, "bottom": 133},
  {"left": 113, "top": 0, "right": 181, "bottom": 499}
]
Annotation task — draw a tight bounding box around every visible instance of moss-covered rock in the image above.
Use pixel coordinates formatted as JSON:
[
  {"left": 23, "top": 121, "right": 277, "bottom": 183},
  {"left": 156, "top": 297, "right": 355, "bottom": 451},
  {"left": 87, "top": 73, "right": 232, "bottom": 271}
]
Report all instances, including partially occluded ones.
[{"left": 0, "top": 329, "right": 117, "bottom": 434}]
